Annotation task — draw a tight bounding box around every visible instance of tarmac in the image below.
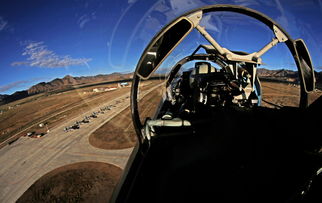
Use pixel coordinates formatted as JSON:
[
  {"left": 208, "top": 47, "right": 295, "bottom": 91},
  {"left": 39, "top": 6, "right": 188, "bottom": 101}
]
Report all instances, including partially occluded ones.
[{"left": 0, "top": 84, "right": 162, "bottom": 203}]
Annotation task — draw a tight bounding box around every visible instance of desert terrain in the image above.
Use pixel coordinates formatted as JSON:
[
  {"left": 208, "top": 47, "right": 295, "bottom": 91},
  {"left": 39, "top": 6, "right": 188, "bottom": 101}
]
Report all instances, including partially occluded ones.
[
  {"left": 260, "top": 81, "right": 321, "bottom": 108},
  {"left": 0, "top": 82, "right": 131, "bottom": 145},
  {"left": 0, "top": 79, "right": 163, "bottom": 202},
  {"left": 0, "top": 78, "right": 321, "bottom": 202},
  {"left": 89, "top": 87, "right": 163, "bottom": 150},
  {"left": 17, "top": 162, "right": 122, "bottom": 203}
]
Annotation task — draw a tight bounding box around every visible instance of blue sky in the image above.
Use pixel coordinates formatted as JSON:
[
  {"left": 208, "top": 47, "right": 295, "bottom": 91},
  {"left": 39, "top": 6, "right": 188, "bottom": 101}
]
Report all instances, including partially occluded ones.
[{"left": 1, "top": 0, "right": 322, "bottom": 94}]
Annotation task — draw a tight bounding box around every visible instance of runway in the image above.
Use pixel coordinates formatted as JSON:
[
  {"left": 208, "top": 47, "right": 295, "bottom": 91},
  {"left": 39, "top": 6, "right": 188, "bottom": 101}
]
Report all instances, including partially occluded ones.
[{"left": 0, "top": 83, "right": 162, "bottom": 203}]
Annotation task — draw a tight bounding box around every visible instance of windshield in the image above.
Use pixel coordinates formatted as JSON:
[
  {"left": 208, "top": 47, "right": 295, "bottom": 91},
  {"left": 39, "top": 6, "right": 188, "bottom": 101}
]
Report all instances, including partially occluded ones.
[
  {"left": 151, "top": 11, "right": 307, "bottom": 108},
  {"left": 0, "top": 1, "right": 321, "bottom": 202}
]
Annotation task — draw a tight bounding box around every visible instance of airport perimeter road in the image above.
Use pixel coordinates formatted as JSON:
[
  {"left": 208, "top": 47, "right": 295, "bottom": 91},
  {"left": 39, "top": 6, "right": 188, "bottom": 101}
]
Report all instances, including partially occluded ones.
[{"left": 0, "top": 83, "right": 163, "bottom": 203}]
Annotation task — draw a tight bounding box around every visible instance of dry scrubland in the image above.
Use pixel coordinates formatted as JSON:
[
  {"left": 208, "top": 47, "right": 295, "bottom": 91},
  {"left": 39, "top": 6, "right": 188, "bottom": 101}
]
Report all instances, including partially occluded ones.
[
  {"left": 1, "top": 80, "right": 321, "bottom": 203},
  {"left": 261, "top": 82, "right": 321, "bottom": 108},
  {"left": 1, "top": 81, "right": 321, "bottom": 146},
  {"left": 89, "top": 87, "right": 164, "bottom": 149},
  {"left": 89, "top": 81, "right": 322, "bottom": 150},
  {"left": 0, "top": 82, "right": 131, "bottom": 143},
  {"left": 16, "top": 162, "right": 122, "bottom": 203}
]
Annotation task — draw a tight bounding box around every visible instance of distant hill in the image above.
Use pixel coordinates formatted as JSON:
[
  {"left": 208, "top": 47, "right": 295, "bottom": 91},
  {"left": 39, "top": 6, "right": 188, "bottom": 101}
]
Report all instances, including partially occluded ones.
[
  {"left": 0, "top": 94, "right": 9, "bottom": 102},
  {"left": 314, "top": 71, "right": 322, "bottom": 89},
  {"left": 1, "top": 69, "right": 321, "bottom": 106},
  {"left": 257, "top": 68, "right": 322, "bottom": 88},
  {"left": 27, "top": 73, "right": 132, "bottom": 95},
  {"left": 257, "top": 68, "right": 298, "bottom": 82},
  {"left": 0, "top": 73, "right": 132, "bottom": 105},
  {"left": 0, "top": 91, "right": 29, "bottom": 105}
]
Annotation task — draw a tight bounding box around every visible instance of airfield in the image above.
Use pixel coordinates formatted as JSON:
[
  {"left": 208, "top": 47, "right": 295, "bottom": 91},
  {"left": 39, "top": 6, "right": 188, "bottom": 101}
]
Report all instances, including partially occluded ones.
[
  {"left": 0, "top": 80, "right": 321, "bottom": 202},
  {"left": 0, "top": 80, "right": 163, "bottom": 202}
]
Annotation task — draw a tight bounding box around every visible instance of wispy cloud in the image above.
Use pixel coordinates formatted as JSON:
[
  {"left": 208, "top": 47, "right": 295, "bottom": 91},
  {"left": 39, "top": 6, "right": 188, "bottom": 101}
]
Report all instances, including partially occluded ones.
[
  {"left": 11, "top": 41, "right": 91, "bottom": 68},
  {"left": 0, "top": 77, "right": 50, "bottom": 93},
  {"left": 77, "top": 12, "right": 96, "bottom": 29},
  {"left": 0, "top": 80, "right": 29, "bottom": 92},
  {"left": 169, "top": 0, "right": 204, "bottom": 15},
  {"left": 128, "top": 0, "right": 138, "bottom": 4},
  {"left": 199, "top": 15, "right": 219, "bottom": 32},
  {"left": 0, "top": 16, "right": 8, "bottom": 31},
  {"left": 234, "top": 0, "right": 260, "bottom": 7}
]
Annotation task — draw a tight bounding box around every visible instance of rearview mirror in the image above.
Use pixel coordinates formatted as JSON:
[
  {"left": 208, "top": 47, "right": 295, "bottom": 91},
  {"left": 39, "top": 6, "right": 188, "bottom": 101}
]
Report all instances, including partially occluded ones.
[
  {"left": 137, "top": 18, "right": 194, "bottom": 79},
  {"left": 295, "top": 39, "right": 315, "bottom": 92}
]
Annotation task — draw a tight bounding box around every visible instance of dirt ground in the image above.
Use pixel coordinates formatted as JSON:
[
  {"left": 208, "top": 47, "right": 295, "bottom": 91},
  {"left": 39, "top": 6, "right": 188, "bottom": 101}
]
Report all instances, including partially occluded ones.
[
  {"left": 90, "top": 81, "right": 322, "bottom": 150},
  {"left": 260, "top": 82, "right": 321, "bottom": 108},
  {"left": 2, "top": 79, "right": 320, "bottom": 144},
  {"left": 89, "top": 86, "right": 164, "bottom": 149},
  {"left": 16, "top": 162, "right": 122, "bottom": 203},
  {"left": 0, "top": 82, "right": 132, "bottom": 143},
  {"left": 11, "top": 81, "right": 322, "bottom": 202}
]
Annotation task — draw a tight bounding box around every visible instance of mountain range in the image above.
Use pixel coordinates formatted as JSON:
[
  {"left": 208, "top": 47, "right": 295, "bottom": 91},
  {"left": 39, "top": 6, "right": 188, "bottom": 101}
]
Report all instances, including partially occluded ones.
[
  {"left": 0, "top": 69, "right": 321, "bottom": 105},
  {"left": 257, "top": 68, "right": 322, "bottom": 86},
  {"left": 257, "top": 68, "right": 298, "bottom": 78},
  {"left": 0, "top": 72, "right": 132, "bottom": 105},
  {"left": 27, "top": 73, "right": 132, "bottom": 95}
]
